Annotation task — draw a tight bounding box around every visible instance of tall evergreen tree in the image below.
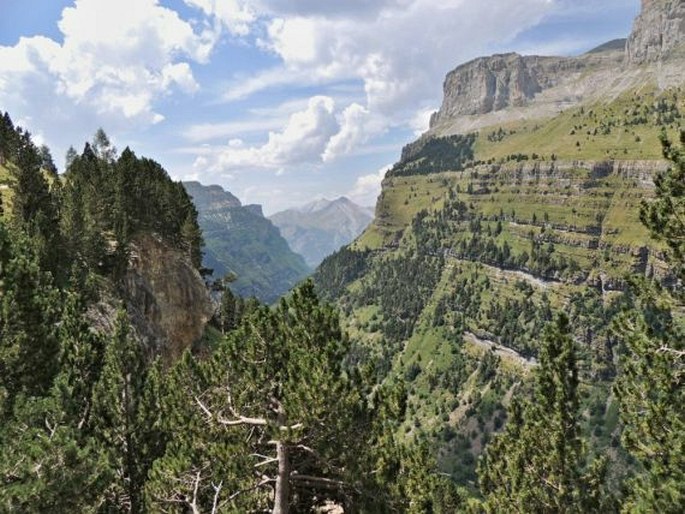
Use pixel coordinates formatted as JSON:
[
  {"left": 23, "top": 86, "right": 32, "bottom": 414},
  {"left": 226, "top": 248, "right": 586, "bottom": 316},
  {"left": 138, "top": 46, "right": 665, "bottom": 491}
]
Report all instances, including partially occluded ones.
[
  {"left": 91, "top": 310, "right": 164, "bottom": 513},
  {"left": 0, "top": 222, "right": 60, "bottom": 411},
  {"left": 476, "top": 315, "right": 611, "bottom": 513},
  {"left": 9, "top": 130, "right": 61, "bottom": 273},
  {"left": 148, "top": 282, "right": 367, "bottom": 513},
  {"left": 0, "top": 293, "right": 110, "bottom": 512},
  {"left": 640, "top": 129, "right": 685, "bottom": 286},
  {"left": 614, "top": 130, "right": 684, "bottom": 512}
]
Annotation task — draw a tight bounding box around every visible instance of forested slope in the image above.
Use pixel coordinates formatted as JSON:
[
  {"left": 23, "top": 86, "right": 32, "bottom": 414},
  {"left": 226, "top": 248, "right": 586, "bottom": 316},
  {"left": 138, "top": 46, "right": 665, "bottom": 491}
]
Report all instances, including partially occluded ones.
[{"left": 314, "top": 14, "right": 685, "bottom": 506}]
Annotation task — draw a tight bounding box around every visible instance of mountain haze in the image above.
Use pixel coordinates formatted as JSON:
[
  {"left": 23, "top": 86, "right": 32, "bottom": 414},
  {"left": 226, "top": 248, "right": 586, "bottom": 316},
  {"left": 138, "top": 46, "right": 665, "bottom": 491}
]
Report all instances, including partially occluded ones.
[{"left": 269, "top": 197, "right": 374, "bottom": 268}]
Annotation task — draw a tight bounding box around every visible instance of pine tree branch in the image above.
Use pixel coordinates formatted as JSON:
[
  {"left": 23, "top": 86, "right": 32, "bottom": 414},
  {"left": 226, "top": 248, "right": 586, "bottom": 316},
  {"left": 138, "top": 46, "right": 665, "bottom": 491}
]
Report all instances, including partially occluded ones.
[
  {"left": 290, "top": 473, "right": 345, "bottom": 490},
  {"left": 190, "top": 470, "right": 202, "bottom": 514},
  {"left": 656, "top": 346, "right": 685, "bottom": 358},
  {"left": 252, "top": 453, "right": 279, "bottom": 468},
  {"left": 195, "top": 396, "right": 267, "bottom": 426},
  {"left": 227, "top": 477, "right": 275, "bottom": 501},
  {"left": 211, "top": 481, "right": 223, "bottom": 514}
]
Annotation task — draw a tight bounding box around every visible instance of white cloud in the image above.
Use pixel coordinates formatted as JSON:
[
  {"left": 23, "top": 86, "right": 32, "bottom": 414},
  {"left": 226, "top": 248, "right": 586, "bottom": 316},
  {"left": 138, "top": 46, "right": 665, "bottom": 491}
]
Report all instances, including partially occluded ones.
[
  {"left": 228, "top": 0, "right": 555, "bottom": 126},
  {"left": 205, "top": 0, "right": 557, "bottom": 165},
  {"left": 222, "top": 67, "right": 314, "bottom": 102},
  {"left": 0, "top": 0, "right": 218, "bottom": 157},
  {"left": 253, "top": 0, "right": 408, "bottom": 19},
  {"left": 323, "top": 103, "right": 373, "bottom": 162},
  {"left": 184, "top": 118, "right": 286, "bottom": 142},
  {"left": 182, "top": 0, "right": 255, "bottom": 37},
  {"left": 410, "top": 108, "right": 435, "bottom": 136},
  {"left": 183, "top": 97, "right": 313, "bottom": 142},
  {"left": 198, "top": 95, "right": 340, "bottom": 171},
  {"left": 348, "top": 164, "right": 390, "bottom": 206}
]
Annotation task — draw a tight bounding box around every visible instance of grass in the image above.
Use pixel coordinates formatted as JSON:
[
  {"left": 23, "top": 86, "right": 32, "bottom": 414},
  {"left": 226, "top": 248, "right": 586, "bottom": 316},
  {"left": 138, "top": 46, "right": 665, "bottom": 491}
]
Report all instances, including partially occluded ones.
[
  {"left": 474, "top": 86, "right": 684, "bottom": 162},
  {"left": 329, "top": 83, "right": 681, "bottom": 479}
]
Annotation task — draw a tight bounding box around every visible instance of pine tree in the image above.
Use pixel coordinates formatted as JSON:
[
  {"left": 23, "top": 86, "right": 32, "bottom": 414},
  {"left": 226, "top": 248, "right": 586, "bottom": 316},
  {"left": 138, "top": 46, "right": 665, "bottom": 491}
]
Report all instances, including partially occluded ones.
[
  {"left": 640, "top": 129, "right": 685, "bottom": 285},
  {"left": 148, "top": 282, "right": 366, "bottom": 512},
  {"left": 613, "top": 130, "right": 684, "bottom": 512},
  {"left": 0, "top": 293, "right": 110, "bottom": 512},
  {"left": 217, "top": 285, "right": 238, "bottom": 334},
  {"left": 9, "top": 130, "right": 61, "bottom": 273},
  {"left": 476, "top": 315, "right": 611, "bottom": 513},
  {"left": 92, "top": 310, "right": 164, "bottom": 513},
  {"left": 0, "top": 222, "right": 60, "bottom": 411},
  {"left": 92, "top": 127, "right": 117, "bottom": 163}
]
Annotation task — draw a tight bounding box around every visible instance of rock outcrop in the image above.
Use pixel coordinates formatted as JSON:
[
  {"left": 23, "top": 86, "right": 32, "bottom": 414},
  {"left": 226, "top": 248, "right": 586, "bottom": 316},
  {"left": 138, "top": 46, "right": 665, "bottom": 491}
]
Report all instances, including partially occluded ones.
[
  {"left": 428, "top": 0, "right": 685, "bottom": 136},
  {"left": 430, "top": 53, "right": 575, "bottom": 122},
  {"left": 428, "top": 48, "right": 627, "bottom": 132},
  {"left": 626, "top": 0, "right": 685, "bottom": 64},
  {"left": 182, "top": 180, "right": 242, "bottom": 211},
  {"left": 123, "top": 233, "right": 213, "bottom": 363}
]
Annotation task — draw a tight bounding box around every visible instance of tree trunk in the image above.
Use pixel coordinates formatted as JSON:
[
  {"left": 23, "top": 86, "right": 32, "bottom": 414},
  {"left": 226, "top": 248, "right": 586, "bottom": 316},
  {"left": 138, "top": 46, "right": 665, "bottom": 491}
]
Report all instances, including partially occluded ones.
[{"left": 272, "top": 439, "right": 290, "bottom": 514}]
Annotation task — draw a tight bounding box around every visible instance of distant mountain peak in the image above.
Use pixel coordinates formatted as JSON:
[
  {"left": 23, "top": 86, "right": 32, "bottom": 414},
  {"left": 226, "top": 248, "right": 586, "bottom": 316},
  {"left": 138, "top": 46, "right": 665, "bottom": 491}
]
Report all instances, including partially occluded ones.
[
  {"left": 183, "top": 181, "right": 242, "bottom": 210},
  {"left": 269, "top": 197, "right": 374, "bottom": 268},
  {"left": 586, "top": 38, "right": 627, "bottom": 54},
  {"left": 183, "top": 181, "right": 310, "bottom": 303}
]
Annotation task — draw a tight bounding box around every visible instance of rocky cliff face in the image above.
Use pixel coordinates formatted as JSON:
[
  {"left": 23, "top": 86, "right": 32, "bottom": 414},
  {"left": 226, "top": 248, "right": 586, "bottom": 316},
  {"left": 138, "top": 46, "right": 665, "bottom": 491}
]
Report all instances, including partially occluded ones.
[
  {"left": 428, "top": 48, "right": 627, "bottom": 133},
  {"left": 626, "top": 0, "right": 685, "bottom": 63},
  {"left": 184, "top": 181, "right": 311, "bottom": 303},
  {"left": 428, "top": 0, "right": 685, "bottom": 136},
  {"left": 123, "top": 233, "right": 213, "bottom": 363},
  {"left": 182, "top": 180, "right": 242, "bottom": 210},
  {"left": 430, "top": 53, "right": 579, "bottom": 122}
]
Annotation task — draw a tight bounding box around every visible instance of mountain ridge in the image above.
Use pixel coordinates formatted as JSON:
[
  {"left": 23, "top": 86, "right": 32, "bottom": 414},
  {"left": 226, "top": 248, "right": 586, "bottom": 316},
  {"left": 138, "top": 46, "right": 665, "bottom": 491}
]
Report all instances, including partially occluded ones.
[
  {"left": 269, "top": 196, "right": 374, "bottom": 268},
  {"left": 183, "top": 181, "right": 310, "bottom": 303},
  {"left": 315, "top": 0, "right": 684, "bottom": 484},
  {"left": 428, "top": 1, "right": 685, "bottom": 138}
]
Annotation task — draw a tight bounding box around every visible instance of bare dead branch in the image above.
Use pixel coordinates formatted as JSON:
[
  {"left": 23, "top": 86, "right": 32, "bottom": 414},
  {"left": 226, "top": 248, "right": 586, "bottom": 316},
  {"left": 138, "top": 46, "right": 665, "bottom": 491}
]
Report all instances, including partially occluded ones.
[
  {"left": 290, "top": 474, "right": 344, "bottom": 490},
  {"left": 227, "top": 478, "right": 275, "bottom": 502},
  {"left": 211, "top": 481, "right": 223, "bottom": 514}
]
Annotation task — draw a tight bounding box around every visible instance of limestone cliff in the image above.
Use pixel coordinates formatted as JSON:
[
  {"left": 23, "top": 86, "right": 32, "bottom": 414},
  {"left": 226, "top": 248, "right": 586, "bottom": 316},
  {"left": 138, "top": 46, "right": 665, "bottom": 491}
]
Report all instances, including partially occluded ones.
[
  {"left": 626, "top": 0, "right": 685, "bottom": 63},
  {"left": 428, "top": 0, "right": 685, "bottom": 137},
  {"left": 121, "top": 233, "right": 213, "bottom": 363},
  {"left": 430, "top": 53, "right": 580, "bottom": 122}
]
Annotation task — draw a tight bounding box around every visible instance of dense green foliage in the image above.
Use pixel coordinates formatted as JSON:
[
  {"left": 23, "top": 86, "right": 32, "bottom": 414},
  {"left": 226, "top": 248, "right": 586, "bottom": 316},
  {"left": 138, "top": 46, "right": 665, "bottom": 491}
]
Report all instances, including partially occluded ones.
[
  {"left": 613, "top": 130, "right": 685, "bottom": 512},
  {"left": 315, "top": 117, "right": 684, "bottom": 510},
  {"left": 62, "top": 140, "right": 203, "bottom": 276},
  {"left": 0, "top": 115, "right": 460, "bottom": 512},
  {"left": 388, "top": 134, "right": 477, "bottom": 177},
  {"left": 1, "top": 110, "right": 683, "bottom": 511},
  {"left": 476, "top": 315, "right": 613, "bottom": 512},
  {"left": 313, "top": 246, "right": 371, "bottom": 302}
]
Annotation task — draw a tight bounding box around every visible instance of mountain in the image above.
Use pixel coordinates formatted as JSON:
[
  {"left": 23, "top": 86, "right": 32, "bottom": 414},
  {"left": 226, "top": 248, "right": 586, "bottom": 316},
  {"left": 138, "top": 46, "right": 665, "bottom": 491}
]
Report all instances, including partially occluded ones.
[
  {"left": 183, "top": 181, "right": 310, "bottom": 303},
  {"left": 429, "top": 1, "right": 684, "bottom": 137},
  {"left": 315, "top": 0, "right": 684, "bottom": 484},
  {"left": 269, "top": 196, "right": 374, "bottom": 267}
]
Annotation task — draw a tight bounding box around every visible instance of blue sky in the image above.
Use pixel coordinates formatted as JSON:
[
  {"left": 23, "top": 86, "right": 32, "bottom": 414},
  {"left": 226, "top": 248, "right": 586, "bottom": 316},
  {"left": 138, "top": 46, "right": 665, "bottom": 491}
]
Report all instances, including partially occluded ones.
[{"left": 0, "top": 0, "right": 639, "bottom": 213}]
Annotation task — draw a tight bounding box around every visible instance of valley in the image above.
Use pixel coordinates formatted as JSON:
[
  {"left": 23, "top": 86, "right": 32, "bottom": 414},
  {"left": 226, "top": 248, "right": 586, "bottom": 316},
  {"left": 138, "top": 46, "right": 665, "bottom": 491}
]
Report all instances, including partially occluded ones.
[
  {"left": 0, "top": 0, "right": 683, "bottom": 511},
  {"left": 315, "top": 0, "right": 685, "bottom": 495}
]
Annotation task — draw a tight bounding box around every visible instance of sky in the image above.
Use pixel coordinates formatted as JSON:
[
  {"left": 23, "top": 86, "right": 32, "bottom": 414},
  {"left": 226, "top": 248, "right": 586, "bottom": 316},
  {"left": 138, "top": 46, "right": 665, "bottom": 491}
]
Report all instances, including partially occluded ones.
[{"left": 0, "top": 0, "right": 640, "bottom": 214}]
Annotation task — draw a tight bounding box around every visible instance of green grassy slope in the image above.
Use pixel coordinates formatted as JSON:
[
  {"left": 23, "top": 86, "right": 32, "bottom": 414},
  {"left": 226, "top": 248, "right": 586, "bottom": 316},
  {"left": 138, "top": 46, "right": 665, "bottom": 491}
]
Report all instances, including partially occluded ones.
[{"left": 316, "top": 85, "right": 681, "bottom": 483}]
